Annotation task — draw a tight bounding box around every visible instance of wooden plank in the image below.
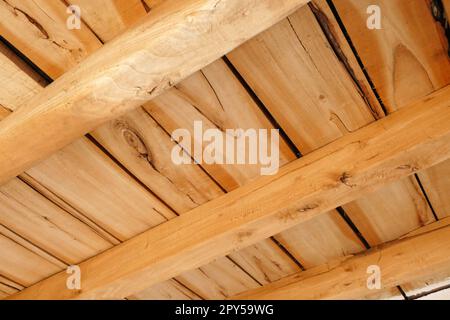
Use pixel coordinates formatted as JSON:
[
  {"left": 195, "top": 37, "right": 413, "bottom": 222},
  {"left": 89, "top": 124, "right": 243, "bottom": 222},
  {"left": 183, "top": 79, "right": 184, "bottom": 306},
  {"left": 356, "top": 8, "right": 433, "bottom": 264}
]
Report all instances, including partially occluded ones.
[
  {"left": 143, "top": 6, "right": 380, "bottom": 281},
  {"left": 233, "top": 218, "right": 450, "bottom": 300},
  {"left": 0, "top": 178, "right": 112, "bottom": 264},
  {"left": 66, "top": 0, "right": 149, "bottom": 42},
  {"left": 0, "top": 276, "right": 23, "bottom": 299},
  {"left": 0, "top": 0, "right": 303, "bottom": 299},
  {"left": 144, "top": 58, "right": 296, "bottom": 190},
  {"left": 72, "top": 0, "right": 303, "bottom": 298},
  {"left": 227, "top": 4, "right": 431, "bottom": 266},
  {"left": 343, "top": 176, "right": 435, "bottom": 245},
  {"left": 0, "top": 233, "right": 61, "bottom": 287},
  {"left": 418, "top": 159, "right": 450, "bottom": 218},
  {"left": 0, "top": 224, "right": 66, "bottom": 269},
  {"left": 130, "top": 279, "right": 202, "bottom": 300},
  {"left": 175, "top": 257, "right": 260, "bottom": 299},
  {"left": 0, "top": 45, "right": 174, "bottom": 241},
  {"left": 0, "top": 0, "right": 101, "bottom": 78},
  {"left": 228, "top": 9, "right": 376, "bottom": 154},
  {"left": 8, "top": 87, "right": 450, "bottom": 299},
  {"left": 0, "top": 0, "right": 308, "bottom": 185},
  {"left": 227, "top": 240, "right": 300, "bottom": 285},
  {"left": 333, "top": 0, "right": 450, "bottom": 291},
  {"left": 333, "top": 0, "right": 450, "bottom": 111},
  {"left": 275, "top": 210, "right": 365, "bottom": 268}
]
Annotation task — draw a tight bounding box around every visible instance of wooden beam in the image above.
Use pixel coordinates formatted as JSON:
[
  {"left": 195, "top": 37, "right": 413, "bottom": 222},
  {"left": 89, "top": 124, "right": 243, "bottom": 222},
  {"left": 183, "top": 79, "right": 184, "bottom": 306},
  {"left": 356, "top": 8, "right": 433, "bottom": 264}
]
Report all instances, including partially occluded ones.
[
  {"left": 0, "top": 0, "right": 308, "bottom": 186},
  {"left": 8, "top": 86, "right": 450, "bottom": 299},
  {"left": 233, "top": 217, "right": 450, "bottom": 299}
]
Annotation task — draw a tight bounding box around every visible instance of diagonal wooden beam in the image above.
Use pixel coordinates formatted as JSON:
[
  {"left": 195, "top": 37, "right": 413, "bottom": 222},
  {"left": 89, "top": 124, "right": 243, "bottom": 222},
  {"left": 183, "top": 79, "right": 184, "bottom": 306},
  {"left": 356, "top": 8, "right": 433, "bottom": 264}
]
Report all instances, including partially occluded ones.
[
  {"left": 233, "top": 217, "right": 450, "bottom": 300},
  {"left": 8, "top": 86, "right": 450, "bottom": 299},
  {"left": 0, "top": 0, "right": 308, "bottom": 185}
]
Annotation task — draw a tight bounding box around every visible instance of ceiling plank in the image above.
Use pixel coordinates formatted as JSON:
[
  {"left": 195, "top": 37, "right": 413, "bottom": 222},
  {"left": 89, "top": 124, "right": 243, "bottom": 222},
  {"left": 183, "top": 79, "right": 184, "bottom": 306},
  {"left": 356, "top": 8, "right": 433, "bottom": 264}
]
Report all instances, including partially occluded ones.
[
  {"left": 233, "top": 217, "right": 450, "bottom": 300},
  {"left": 0, "top": 0, "right": 308, "bottom": 186},
  {"left": 227, "top": 2, "right": 435, "bottom": 267},
  {"left": 8, "top": 86, "right": 450, "bottom": 299}
]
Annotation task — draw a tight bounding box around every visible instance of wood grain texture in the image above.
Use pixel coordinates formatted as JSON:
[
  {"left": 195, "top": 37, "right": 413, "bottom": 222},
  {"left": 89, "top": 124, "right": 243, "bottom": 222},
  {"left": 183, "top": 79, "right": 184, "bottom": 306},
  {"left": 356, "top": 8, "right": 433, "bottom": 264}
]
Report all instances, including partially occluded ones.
[
  {"left": 418, "top": 159, "right": 450, "bottom": 218},
  {"left": 333, "top": 0, "right": 450, "bottom": 111},
  {"left": 333, "top": 0, "right": 450, "bottom": 292},
  {"left": 9, "top": 87, "right": 450, "bottom": 299},
  {"left": 275, "top": 210, "right": 365, "bottom": 268},
  {"left": 227, "top": 4, "right": 432, "bottom": 267},
  {"left": 343, "top": 176, "right": 435, "bottom": 245},
  {"left": 130, "top": 279, "right": 202, "bottom": 300},
  {"left": 0, "top": 0, "right": 308, "bottom": 185},
  {"left": 228, "top": 8, "right": 376, "bottom": 154},
  {"left": 0, "top": 0, "right": 101, "bottom": 78},
  {"left": 234, "top": 217, "right": 450, "bottom": 300},
  {"left": 144, "top": 58, "right": 296, "bottom": 191},
  {"left": 175, "top": 257, "right": 260, "bottom": 299},
  {"left": 0, "top": 0, "right": 304, "bottom": 299},
  {"left": 67, "top": 0, "right": 149, "bottom": 42},
  {"left": 0, "top": 178, "right": 112, "bottom": 264},
  {"left": 71, "top": 0, "right": 304, "bottom": 299},
  {"left": 0, "top": 45, "right": 174, "bottom": 242},
  {"left": 0, "top": 233, "right": 61, "bottom": 287}
]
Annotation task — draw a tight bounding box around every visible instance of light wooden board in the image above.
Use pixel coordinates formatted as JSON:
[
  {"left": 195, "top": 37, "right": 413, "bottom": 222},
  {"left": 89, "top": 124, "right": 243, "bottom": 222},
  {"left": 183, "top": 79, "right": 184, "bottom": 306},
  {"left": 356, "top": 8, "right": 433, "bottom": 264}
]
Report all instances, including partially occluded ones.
[
  {"left": 234, "top": 218, "right": 450, "bottom": 300},
  {"left": 0, "top": 44, "right": 173, "bottom": 241},
  {"left": 333, "top": 0, "right": 450, "bottom": 292},
  {"left": 333, "top": 0, "right": 450, "bottom": 111},
  {"left": 0, "top": 0, "right": 309, "bottom": 185},
  {"left": 343, "top": 176, "right": 435, "bottom": 245},
  {"left": 130, "top": 279, "right": 202, "bottom": 300},
  {"left": 227, "top": 4, "right": 433, "bottom": 264},
  {"left": 9, "top": 87, "right": 450, "bottom": 299},
  {"left": 0, "top": 233, "right": 61, "bottom": 287},
  {"left": 0, "top": 18, "right": 176, "bottom": 296},
  {"left": 0, "top": 0, "right": 305, "bottom": 299},
  {"left": 418, "top": 159, "right": 450, "bottom": 218},
  {"left": 276, "top": 210, "right": 365, "bottom": 268},
  {"left": 175, "top": 257, "right": 260, "bottom": 299},
  {"left": 66, "top": 0, "right": 149, "bottom": 42},
  {"left": 0, "top": 0, "right": 101, "bottom": 78},
  {"left": 0, "top": 178, "right": 112, "bottom": 264}
]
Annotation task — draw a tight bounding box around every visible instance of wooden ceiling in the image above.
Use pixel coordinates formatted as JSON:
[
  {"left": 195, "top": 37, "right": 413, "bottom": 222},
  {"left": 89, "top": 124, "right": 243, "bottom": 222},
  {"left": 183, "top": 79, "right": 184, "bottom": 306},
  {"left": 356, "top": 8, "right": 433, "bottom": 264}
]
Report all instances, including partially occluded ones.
[{"left": 0, "top": 0, "right": 449, "bottom": 300}]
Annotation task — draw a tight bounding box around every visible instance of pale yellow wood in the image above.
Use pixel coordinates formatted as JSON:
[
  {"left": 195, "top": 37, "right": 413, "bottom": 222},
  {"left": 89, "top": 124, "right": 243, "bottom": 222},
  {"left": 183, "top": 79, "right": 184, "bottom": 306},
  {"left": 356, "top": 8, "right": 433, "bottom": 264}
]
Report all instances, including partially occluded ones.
[
  {"left": 0, "top": 178, "right": 112, "bottom": 263},
  {"left": 0, "top": 0, "right": 308, "bottom": 185},
  {"left": 0, "top": 0, "right": 101, "bottom": 78},
  {"left": 227, "top": 241, "right": 299, "bottom": 285},
  {"left": 0, "top": 42, "right": 174, "bottom": 242},
  {"left": 67, "top": 0, "right": 148, "bottom": 42},
  {"left": 175, "top": 257, "right": 260, "bottom": 299},
  {"left": 144, "top": 58, "right": 296, "bottom": 191},
  {"left": 343, "top": 177, "right": 435, "bottom": 245},
  {"left": 9, "top": 87, "right": 450, "bottom": 300},
  {"left": 131, "top": 280, "right": 202, "bottom": 300},
  {"left": 418, "top": 159, "right": 450, "bottom": 218},
  {"left": 0, "top": 233, "right": 61, "bottom": 287},
  {"left": 233, "top": 218, "right": 450, "bottom": 300},
  {"left": 0, "top": 0, "right": 305, "bottom": 299},
  {"left": 276, "top": 210, "right": 365, "bottom": 268},
  {"left": 228, "top": 4, "right": 430, "bottom": 269},
  {"left": 310, "top": 0, "right": 385, "bottom": 119},
  {"left": 92, "top": 107, "right": 223, "bottom": 214},
  {"left": 0, "top": 224, "right": 66, "bottom": 269},
  {"left": 333, "top": 1, "right": 450, "bottom": 294},
  {"left": 362, "top": 287, "right": 405, "bottom": 300},
  {"left": 333, "top": 0, "right": 450, "bottom": 111},
  {"left": 71, "top": 0, "right": 303, "bottom": 298},
  {"left": 26, "top": 138, "right": 173, "bottom": 240},
  {"left": 227, "top": 8, "right": 376, "bottom": 153}
]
